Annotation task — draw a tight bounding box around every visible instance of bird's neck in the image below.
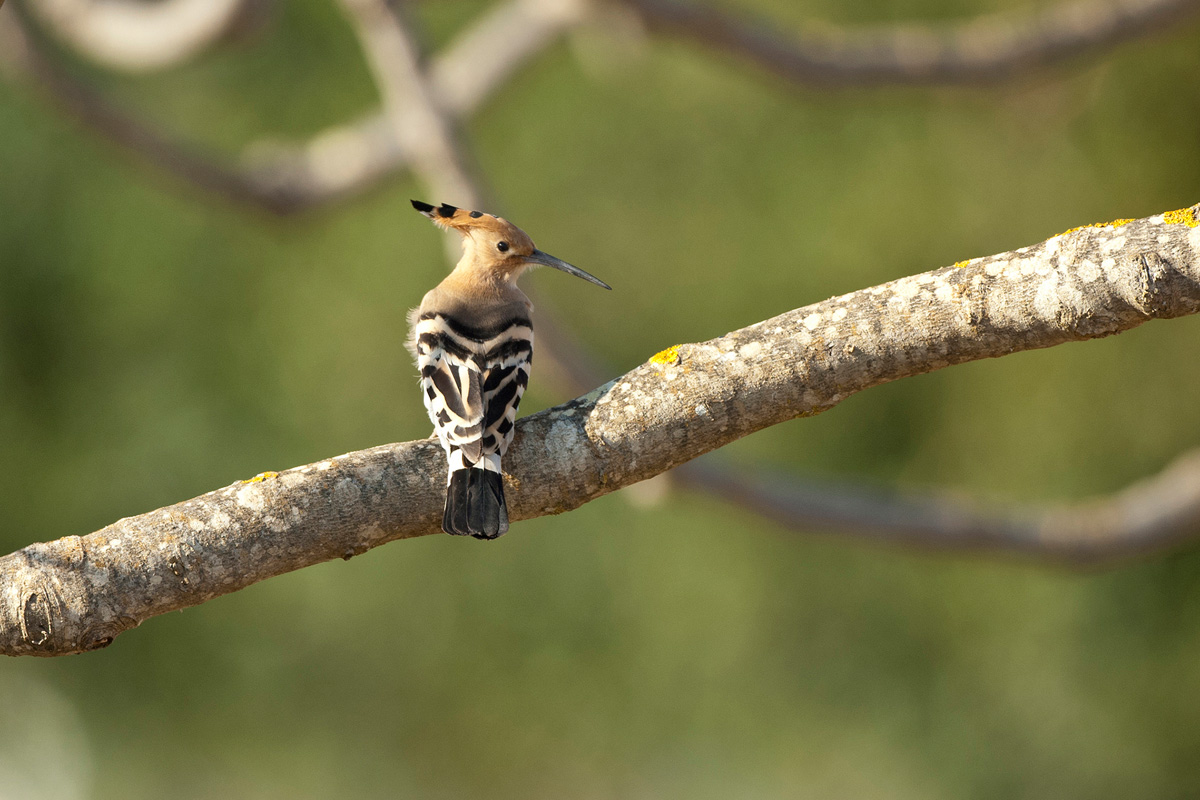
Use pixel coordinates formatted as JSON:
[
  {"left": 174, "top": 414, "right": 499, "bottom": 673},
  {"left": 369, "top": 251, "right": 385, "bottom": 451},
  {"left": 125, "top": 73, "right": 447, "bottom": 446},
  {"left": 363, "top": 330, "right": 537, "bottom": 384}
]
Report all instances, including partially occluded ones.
[
  {"left": 438, "top": 263, "right": 528, "bottom": 308},
  {"left": 448, "top": 258, "right": 521, "bottom": 293}
]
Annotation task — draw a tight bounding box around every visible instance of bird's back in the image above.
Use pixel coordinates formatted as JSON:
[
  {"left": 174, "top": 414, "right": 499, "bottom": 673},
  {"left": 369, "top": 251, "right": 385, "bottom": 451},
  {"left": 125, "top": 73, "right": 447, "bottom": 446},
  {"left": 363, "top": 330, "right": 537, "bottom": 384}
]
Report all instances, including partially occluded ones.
[
  {"left": 406, "top": 198, "right": 608, "bottom": 539},
  {"left": 409, "top": 279, "right": 534, "bottom": 538}
]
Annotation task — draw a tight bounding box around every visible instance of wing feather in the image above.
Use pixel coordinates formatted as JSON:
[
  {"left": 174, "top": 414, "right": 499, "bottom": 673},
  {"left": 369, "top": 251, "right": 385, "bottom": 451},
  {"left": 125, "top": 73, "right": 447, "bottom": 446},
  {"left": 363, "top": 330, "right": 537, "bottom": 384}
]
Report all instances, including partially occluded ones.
[
  {"left": 414, "top": 311, "right": 532, "bottom": 471},
  {"left": 481, "top": 340, "right": 531, "bottom": 459},
  {"left": 418, "top": 332, "right": 485, "bottom": 464}
]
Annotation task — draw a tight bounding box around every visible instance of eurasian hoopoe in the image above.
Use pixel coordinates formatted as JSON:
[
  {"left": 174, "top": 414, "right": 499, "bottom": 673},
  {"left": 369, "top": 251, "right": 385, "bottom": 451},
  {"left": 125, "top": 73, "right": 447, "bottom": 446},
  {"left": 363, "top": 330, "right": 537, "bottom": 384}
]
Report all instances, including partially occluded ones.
[{"left": 407, "top": 200, "right": 611, "bottom": 539}]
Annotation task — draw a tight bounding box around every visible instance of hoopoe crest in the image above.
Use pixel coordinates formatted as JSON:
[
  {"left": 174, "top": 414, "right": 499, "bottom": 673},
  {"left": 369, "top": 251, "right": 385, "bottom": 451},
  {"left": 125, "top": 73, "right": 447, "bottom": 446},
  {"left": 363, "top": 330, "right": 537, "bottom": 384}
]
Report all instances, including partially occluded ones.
[{"left": 407, "top": 200, "right": 611, "bottom": 539}]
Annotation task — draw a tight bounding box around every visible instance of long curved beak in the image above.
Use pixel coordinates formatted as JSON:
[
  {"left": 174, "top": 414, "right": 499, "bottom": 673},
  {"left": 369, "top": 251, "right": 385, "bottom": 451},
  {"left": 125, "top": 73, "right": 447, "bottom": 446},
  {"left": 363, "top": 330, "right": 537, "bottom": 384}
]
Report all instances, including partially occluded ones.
[{"left": 525, "top": 249, "right": 612, "bottom": 290}]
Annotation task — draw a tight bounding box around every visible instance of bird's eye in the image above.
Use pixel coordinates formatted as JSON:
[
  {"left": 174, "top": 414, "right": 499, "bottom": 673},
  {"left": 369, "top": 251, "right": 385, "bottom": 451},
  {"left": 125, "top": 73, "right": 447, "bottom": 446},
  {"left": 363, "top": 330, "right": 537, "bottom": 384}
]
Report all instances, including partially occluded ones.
[{"left": 497, "top": 241, "right": 509, "bottom": 253}]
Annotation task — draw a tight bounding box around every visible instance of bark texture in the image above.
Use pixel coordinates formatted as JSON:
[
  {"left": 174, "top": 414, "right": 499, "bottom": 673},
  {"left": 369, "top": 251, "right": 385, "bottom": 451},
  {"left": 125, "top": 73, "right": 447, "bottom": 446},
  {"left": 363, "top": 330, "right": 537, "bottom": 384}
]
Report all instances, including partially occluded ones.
[{"left": 2, "top": 205, "right": 1199, "bottom": 657}]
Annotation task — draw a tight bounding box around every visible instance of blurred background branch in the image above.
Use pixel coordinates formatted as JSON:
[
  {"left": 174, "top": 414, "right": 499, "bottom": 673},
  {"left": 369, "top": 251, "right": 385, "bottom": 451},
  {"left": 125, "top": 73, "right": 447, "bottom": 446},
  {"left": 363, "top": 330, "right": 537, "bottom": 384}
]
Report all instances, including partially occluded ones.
[
  {"left": 679, "top": 447, "right": 1200, "bottom": 566},
  {"left": 0, "top": 0, "right": 585, "bottom": 213},
  {"left": 25, "top": 0, "right": 271, "bottom": 73},
  {"left": 0, "top": 7, "right": 302, "bottom": 211},
  {"left": 617, "top": 0, "right": 1200, "bottom": 86},
  {"left": 4, "top": 0, "right": 1197, "bottom": 216},
  {"left": 337, "top": 0, "right": 484, "bottom": 208}
]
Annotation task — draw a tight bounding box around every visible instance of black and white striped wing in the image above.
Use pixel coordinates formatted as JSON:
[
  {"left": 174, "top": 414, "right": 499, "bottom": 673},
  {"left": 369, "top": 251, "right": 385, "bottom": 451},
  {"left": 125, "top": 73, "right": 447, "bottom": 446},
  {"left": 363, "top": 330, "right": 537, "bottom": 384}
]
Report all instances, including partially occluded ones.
[
  {"left": 415, "top": 312, "right": 533, "bottom": 475},
  {"left": 415, "top": 324, "right": 486, "bottom": 472},
  {"left": 480, "top": 329, "right": 532, "bottom": 463}
]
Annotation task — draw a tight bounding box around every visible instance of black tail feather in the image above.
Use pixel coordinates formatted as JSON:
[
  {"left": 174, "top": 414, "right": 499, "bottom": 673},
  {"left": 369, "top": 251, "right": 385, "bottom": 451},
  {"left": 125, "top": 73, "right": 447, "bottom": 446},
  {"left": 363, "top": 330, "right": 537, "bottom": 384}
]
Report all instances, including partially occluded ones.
[
  {"left": 444, "top": 470, "right": 471, "bottom": 535},
  {"left": 443, "top": 469, "right": 509, "bottom": 539}
]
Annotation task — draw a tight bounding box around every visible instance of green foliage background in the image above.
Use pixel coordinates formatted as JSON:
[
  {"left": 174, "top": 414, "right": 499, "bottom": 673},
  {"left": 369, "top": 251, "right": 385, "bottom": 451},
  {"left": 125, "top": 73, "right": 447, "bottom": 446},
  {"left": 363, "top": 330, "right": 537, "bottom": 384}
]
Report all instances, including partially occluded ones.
[{"left": 3, "top": 0, "right": 1200, "bottom": 796}]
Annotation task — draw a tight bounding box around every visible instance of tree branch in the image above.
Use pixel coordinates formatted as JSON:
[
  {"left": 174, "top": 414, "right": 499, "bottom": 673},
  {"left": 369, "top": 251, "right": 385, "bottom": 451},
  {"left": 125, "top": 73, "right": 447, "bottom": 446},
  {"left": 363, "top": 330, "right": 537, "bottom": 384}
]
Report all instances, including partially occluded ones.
[
  {"left": 3, "top": 204, "right": 1198, "bottom": 657},
  {"left": 243, "top": 0, "right": 586, "bottom": 209},
  {"left": 25, "top": 0, "right": 265, "bottom": 72},
  {"left": 617, "top": 0, "right": 1200, "bottom": 87},
  {"left": 9, "top": 0, "right": 1198, "bottom": 217},
  {"left": 337, "top": 0, "right": 483, "bottom": 208},
  {"left": 0, "top": 5, "right": 311, "bottom": 213},
  {"left": 0, "top": 0, "right": 583, "bottom": 214},
  {"left": 429, "top": 0, "right": 587, "bottom": 118},
  {"left": 678, "top": 446, "right": 1200, "bottom": 565}
]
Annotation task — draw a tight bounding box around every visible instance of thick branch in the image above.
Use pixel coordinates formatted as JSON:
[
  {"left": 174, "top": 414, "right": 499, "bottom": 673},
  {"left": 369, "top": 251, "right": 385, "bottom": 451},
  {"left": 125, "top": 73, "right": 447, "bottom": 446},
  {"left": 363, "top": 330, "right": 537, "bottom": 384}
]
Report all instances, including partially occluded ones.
[
  {"left": 618, "top": 0, "right": 1200, "bottom": 86},
  {"left": 2, "top": 205, "right": 1198, "bottom": 657}
]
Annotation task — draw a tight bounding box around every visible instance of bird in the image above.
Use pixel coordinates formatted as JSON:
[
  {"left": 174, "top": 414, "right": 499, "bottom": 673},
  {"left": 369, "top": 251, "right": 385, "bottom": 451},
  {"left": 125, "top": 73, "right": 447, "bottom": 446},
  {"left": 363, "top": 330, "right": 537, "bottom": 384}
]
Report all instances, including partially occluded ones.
[{"left": 407, "top": 200, "right": 611, "bottom": 539}]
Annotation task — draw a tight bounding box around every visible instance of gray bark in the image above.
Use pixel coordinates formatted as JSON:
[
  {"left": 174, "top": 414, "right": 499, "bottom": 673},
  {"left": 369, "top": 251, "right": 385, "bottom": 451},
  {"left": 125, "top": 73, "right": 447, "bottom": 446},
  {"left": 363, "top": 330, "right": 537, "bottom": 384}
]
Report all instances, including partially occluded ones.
[{"left": 2, "top": 205, "right": 1198, "bottom": 657}]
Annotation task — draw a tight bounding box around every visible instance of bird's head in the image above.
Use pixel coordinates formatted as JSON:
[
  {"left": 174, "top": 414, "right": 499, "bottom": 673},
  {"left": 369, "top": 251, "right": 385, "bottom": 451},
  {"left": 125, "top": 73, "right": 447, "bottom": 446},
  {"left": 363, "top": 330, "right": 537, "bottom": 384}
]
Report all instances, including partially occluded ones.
[{"left": 411, "top": 200, "right": 611, "bottom": 290}]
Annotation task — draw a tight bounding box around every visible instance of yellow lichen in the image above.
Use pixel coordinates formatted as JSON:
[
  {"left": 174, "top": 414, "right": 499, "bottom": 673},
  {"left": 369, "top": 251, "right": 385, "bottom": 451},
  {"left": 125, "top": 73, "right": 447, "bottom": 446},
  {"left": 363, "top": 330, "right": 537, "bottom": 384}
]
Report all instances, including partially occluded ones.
[
  {"left": 1058, "top": 218, "right": 1134, "bottom": 237},
  {"left": 953, "top": 260, "right": 971, "bottom": 269},
  {"left": 1162, "top": 207, "right": 1199, "bottom": 228},
  {"left": 244, "top": 471, "right": 279, "bottom": 483},
  {"left": 650, "top": 345, "right": 681, "bottom": 366}
]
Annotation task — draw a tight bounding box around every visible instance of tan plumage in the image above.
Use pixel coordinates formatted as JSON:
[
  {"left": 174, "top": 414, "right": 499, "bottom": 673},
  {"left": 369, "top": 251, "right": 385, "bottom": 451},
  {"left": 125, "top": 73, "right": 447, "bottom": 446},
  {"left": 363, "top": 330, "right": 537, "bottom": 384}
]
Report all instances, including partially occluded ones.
[{"left": 408, "top": 200, "right": 611, "bottom": 539}]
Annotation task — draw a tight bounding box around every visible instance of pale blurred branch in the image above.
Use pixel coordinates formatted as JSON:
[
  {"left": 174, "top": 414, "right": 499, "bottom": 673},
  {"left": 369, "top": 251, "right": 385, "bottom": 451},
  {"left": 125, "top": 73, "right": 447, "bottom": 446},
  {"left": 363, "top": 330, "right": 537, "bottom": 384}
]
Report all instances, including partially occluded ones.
[
  {"left": 3, "top": 205, "right": 1199, "bottom": 657},
  {"left": 26, "top": 0, "right": 268, "bottom": 72},
  {"left": 244, "top": 0, "right": 587, "bottom": 207},
  {"left": 616, "top": 0, "right": 1200, "bottom": 86},
  {"left": 0, "top": 0, "right": 583, "bottom": 214},
  {"left": 337, "top": 0, "right": 485, "bottom": 210},
  {"left": 0, "top": 8, "right": 306, "bottom": 212},
  {"left": 431, "top": 0, "right": 588, "bottom": 117},
  {"left": 6, "top": 0, "right": 1198, "bottom": 217},
  {"left": 679, "top": 449, "right": 1200, "bottom": 565}
]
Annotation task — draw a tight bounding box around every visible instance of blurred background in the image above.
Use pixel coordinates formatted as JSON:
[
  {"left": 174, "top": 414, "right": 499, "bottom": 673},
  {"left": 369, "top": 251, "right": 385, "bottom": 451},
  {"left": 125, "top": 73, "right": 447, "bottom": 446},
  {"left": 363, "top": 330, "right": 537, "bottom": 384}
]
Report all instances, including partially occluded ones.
[{"left": 2, "top": 0, "right": 1200, "bottom": 796}]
